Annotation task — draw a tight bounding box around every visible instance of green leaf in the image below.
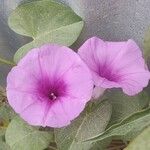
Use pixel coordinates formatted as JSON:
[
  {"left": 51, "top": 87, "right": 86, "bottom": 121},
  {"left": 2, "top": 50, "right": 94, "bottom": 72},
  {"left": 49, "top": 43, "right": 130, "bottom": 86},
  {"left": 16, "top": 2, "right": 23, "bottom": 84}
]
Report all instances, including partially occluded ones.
[
  {"left": 55, "top": 100, "right": 112, "bottom": 150},
  {"left": 90, "top": 139, "right": 112, "bottom": 150},
  {"left": 8, "top": 0, "right": 84, "bottom": 63},
  {"left": 5, "top": 117, "right": 54, "bottom": 150},
  {"left": 124, "top": 126, "right": 150, "bottom": 150},
  {"left": 106, "top": 90, "right": 149, "bottom": 126},
  {"left": 143, "top": 27, "right": 150, "bottom": 60},
  {"left": 0, "top": 129, "right": 6, "bottom": 142},
  {"left": 0, "top": 87, "right": 16, "bottom": 145},
  {"left": 0, "top": 104, "right": 16, "bottom": 124},
  {"left": 0, "top": 141, "right": 10, "bottom": 150},
  {"left": 0, "top": 130, "right": 10, "bottom": 150},
  {"left": 0, "top": 107, "right": 11, "bottom": 150},
  {"left": 86, "top": 108, "right": 150, "bottom": 143},
  {"left": 0, "top": 103, "right": 16, "bottom": 142},
  {"left": 0, "top": 56, "right": 15, "bottom": 66}
]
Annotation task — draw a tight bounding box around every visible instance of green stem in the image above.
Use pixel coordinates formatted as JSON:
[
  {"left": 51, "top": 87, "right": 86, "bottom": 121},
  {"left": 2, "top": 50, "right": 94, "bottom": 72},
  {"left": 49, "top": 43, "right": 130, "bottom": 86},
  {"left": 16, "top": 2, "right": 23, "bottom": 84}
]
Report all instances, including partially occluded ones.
[{"left": 0, "top": 57, "right": 15, "bottom": 66}]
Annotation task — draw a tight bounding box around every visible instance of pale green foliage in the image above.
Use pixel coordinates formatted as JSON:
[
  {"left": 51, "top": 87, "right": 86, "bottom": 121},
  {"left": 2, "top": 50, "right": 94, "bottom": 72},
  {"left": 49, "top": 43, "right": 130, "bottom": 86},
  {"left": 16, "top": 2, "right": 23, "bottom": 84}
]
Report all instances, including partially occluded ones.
[
  {"left": 0, "top": 104, "right": 16, "bottom": 124},
  {"left": 106, "top": 90, "right": 149, "bottom": 126},
  {"left": 5, "top": 117, "right": 54, "bottom": 150},
  {"left": 8, "top": 0, "right": 84, "bottom": 62},
  {"left": 0, "top": 103, "right": 16, "bottom": 149},
  {"left": 0, "top": 141, "right": 10, "bottom": 150},
  {"left": 0, "top": 129, "right": 6, "bottom": 142},
  {"left": 125, "top": 126, "right": 150, "bottom": 150},
  {"left": 55, "top": 100, "right": 112, "bottom": 150},
  {"left": 0, "top": 91, "right": 16, "bottom": 143},
  {"left": 86, "top": 108, "right": 150, "bottom": 142},
  {"left": 0, "top": 130, "right": 10, "bottom": 150}
]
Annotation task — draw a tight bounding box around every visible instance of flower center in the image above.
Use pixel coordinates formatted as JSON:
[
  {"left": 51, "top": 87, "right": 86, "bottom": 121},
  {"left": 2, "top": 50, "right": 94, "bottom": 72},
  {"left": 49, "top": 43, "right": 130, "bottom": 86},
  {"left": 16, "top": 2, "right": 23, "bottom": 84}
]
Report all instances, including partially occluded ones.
[
  {"left": 48, "top": 92, "right": 57, "bottom": 100},
  {"left": 37, "top": 77, "right": 68, "bottom": 102},
  {"left": 97, "top": 64, "right": 120, "bottom": 82}
]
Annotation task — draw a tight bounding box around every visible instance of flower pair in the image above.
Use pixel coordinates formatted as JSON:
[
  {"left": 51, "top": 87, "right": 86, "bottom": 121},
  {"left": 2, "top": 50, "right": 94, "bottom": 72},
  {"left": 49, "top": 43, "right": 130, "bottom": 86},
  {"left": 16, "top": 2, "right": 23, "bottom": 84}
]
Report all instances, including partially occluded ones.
[{"left": 7, "top": 37, "right": 150, "bottom": 127}]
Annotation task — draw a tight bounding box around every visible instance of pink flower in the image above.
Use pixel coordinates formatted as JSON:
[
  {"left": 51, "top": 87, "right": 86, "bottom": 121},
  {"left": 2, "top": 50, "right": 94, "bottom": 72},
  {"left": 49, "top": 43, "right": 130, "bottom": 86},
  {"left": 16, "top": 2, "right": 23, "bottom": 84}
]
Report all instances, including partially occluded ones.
[
  {"left": 7, "top": 44, "right": 93, "bottom": 127},
  {"left": 78, "top": 37, "right": 150, "bottom": 96}
]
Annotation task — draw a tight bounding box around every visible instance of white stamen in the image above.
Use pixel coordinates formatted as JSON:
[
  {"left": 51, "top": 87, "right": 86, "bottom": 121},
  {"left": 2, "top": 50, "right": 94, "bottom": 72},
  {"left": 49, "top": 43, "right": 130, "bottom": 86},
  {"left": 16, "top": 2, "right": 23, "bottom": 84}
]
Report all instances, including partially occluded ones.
[{"left": 50, "top": 93, "right": 57, "bottom": 100}]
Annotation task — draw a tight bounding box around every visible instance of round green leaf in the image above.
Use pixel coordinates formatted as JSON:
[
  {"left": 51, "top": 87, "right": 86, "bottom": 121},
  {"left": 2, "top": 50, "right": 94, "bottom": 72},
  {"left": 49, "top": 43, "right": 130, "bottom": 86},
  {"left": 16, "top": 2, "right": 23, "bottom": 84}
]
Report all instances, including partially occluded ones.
[
  {"left": 86, "top": 108, "right": 150, "bottom": 143},
  {"left": 0, "top": 141, "right": 10, "bottom": 150},
  {"left": 125, "top": 126, "right": 150, "bottom": 150},
  {"left": 0, "top": 104, "right": 16, "bottom": 124},
  {"left": 5, "top": 117, "right": 53, "bottom": 150},
  {"left": 8, "top": 0, "right": 84, "bottom": 63},
  {"left": 106, "top": 90, "right": 149, "bottom": 126}
]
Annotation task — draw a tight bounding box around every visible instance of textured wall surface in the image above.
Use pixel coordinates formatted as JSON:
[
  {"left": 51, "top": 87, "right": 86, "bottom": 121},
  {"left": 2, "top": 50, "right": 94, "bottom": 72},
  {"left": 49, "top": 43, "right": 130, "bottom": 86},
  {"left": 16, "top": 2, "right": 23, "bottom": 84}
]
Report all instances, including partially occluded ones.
[
  {"left": 61, "top": 0, "right": 150, "bottom": 47},
  {"left": 0, "top": 0, "right": 150, "bottom": 85}
]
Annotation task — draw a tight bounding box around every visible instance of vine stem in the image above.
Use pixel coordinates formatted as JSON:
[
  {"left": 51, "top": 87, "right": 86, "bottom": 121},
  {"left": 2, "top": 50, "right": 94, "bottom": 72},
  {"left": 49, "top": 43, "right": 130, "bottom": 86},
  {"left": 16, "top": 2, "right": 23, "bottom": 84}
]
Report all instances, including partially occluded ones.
[{"left": 0, "top": 57, "right": 15, "bottom": 66}]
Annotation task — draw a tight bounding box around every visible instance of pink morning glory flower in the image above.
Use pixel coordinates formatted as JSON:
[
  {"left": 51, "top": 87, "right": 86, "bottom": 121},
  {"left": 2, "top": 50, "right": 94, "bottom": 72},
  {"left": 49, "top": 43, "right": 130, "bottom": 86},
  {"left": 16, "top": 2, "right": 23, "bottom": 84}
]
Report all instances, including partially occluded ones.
[
  {"left": 78, "top": 37, "right": 150, "bottom": 96},
  {"left": 7, "top": 44, "right": 93, "bottom": 127}
]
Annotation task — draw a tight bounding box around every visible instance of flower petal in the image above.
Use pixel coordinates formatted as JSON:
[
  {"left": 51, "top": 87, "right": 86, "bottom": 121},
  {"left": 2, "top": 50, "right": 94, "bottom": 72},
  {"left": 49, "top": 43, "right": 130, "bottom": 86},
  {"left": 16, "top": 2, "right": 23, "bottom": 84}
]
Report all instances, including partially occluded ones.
[
  {"left": 7, "top": 44, "right": 93, "bottom": 127},
  {"left": 44, "top": 97, "right": 86, "bottom": 127},
  {"left": 63, "top": 63, "right": 93, "bottom": 101},
  {"left": 7, "top": 66, "right": 40, "bottom": 93},
  {"left": 78, "top": 37, "right": 150, "bottom": 95}
]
